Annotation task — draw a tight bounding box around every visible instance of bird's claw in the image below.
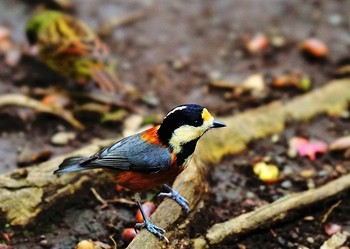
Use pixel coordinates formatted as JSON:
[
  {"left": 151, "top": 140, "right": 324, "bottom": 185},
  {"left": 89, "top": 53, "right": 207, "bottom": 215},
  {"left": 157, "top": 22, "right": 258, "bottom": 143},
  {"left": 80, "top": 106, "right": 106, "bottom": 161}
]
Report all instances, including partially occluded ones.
[
  {"left": 158, "top": 185, "right": 189, "bottom": 213},
  {"left": 135, "top": 220, "right": 169, "bottom": 243}
]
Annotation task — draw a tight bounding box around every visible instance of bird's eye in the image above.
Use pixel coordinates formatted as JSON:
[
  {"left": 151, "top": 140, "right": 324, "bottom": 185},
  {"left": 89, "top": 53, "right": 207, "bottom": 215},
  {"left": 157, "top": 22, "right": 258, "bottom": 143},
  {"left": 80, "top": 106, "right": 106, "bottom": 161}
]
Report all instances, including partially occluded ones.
[{"left": 194, "top": 119, "right": 201, "bottom": 126}]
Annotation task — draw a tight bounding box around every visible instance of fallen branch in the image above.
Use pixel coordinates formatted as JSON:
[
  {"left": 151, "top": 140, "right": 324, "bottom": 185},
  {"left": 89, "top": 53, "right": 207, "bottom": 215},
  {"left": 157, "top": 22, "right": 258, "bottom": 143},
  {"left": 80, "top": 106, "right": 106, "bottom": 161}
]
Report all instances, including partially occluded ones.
[{"left": 192, "top": 173, "right": 350, "bottom": 247}]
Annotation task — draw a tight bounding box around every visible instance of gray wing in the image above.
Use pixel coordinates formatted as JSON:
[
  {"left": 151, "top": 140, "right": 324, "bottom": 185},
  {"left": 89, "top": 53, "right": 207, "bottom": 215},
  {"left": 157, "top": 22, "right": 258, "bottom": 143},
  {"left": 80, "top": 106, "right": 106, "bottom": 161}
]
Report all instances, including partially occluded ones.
[{"left": 92, "top": 134, "right": 172, "bottom": 173}]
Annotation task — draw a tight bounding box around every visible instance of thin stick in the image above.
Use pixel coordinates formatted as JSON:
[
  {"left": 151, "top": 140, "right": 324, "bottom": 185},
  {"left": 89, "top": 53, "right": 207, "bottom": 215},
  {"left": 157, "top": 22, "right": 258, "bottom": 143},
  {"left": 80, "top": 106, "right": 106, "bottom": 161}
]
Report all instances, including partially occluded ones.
[
  {"left": 98, "top": 11, "right": 146, "bottom": 36},
  {"left": 321, "top": 200, "right": 342, "bottom": 224}
]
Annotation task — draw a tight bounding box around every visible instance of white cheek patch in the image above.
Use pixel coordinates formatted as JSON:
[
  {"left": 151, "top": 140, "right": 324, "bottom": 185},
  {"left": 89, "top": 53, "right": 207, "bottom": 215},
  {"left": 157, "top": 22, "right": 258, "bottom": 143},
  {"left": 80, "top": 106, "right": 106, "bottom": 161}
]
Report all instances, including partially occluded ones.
[{"left": 169, "top": 117, "right": 214, "bottom": 154}]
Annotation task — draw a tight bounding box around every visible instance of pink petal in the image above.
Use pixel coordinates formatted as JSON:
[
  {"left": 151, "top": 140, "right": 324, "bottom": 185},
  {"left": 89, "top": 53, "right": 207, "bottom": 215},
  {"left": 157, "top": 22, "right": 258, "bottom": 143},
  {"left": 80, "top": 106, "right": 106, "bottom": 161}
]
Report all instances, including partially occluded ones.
[
  {"left": 289, "top": 137, "right": 328, "bottom": 160},
  {"left": 324, "top": 223, "right": 342, "bottom": 235}
]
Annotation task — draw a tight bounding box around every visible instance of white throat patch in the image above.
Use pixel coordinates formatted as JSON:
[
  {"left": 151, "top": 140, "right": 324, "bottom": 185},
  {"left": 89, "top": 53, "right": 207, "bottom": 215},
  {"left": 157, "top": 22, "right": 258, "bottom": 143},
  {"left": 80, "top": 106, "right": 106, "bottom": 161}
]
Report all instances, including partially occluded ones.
[{"left": 169, "top": 116, "right": 214, "bottom": 154}]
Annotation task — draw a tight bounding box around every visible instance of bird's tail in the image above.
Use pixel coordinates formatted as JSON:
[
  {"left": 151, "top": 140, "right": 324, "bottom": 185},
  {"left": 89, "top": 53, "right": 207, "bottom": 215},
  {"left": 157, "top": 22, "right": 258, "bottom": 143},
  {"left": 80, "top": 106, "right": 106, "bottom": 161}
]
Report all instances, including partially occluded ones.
[
  {"left": 54, "top": 157, "right": 95, "bottom": 174},
  {"left": 91, "top": 66, "right": 123, "bottom": 94}
]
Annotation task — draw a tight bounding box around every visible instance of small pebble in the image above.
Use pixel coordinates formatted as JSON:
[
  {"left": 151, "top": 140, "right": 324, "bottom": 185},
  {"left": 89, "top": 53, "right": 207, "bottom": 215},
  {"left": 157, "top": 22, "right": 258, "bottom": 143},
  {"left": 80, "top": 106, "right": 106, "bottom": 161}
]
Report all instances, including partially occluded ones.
[
  {"left": 307, "top": 179, "right": 316, "bottom": 189},
  {"left": 5, "top": 48, "right": 21, "bottom": 67},
  {"left": 271, "top": 35, "right": 287, "bottom": 48},
  {"left": 318, "top": 170, "right": 329, "bottom": 177},
  {"left": 281, "top": 180, "right": 293, "bottom": 189},
  {"left": 335, "top": 165, "right": 347, "bottom": 174},
  {"left": 51, "top": 131, "right": 76, "bottom": 146},
  {"left": 340, "top": 111, "right": 350, "bottom": 119},
  {"left": 304, "top": 216, "right": 314, "bottom": 221},
  {"left": 306, "top": 237, "right": 314, "bottom": 244},
  {"left": 246, "top": 191, "right": 255, "bottom": 199},
  {"left": 283, "top": 166, "right": 294, "bottom": 176},
  {"left": 271, "top": 134, "right": 280, "bottom": 143},
  {"left": 277, "top": 236, "right": 286, "bottom": 246},
  {"left": 39, "top": 239, "right": 48, "bottom": 246},
  {"left": 290, "top": 231, "right": 299, "bottom": 239},
  {"left": 328, "top": 14, "right": 342, "bottom": 26},
  {"left": 209, "top": 70, "right": 222, "bottom": 81},
  {"left": 300, "top": 169, "right": 315, "bottom": 179}
]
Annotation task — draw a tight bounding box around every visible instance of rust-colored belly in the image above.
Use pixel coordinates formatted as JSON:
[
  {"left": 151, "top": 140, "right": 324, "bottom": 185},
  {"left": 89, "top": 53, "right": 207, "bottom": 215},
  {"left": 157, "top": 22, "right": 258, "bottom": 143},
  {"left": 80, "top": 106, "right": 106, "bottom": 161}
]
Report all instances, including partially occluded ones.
[{"left": 115, "top": 165, "right": 184, "bottom": 192}]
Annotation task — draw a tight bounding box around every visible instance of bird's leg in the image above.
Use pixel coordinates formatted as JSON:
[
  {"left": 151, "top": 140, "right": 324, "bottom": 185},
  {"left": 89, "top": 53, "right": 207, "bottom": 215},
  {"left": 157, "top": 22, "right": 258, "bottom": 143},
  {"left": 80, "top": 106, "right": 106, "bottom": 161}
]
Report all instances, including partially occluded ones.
[
  {"left": 158, "top": 184, "right": 189, "bottom": 213},
  {"left": 134, "top": 194, "right": 169, "bottom": 243}
]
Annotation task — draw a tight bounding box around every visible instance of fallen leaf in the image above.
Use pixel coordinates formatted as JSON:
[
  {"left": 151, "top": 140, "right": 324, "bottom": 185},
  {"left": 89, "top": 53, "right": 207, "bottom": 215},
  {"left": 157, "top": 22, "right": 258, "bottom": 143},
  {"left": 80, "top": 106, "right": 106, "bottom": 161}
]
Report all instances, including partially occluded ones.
[
  {"left": 324, "top": 223, "right": 342, "bottom": 236},
  {"left": 272, "top": 72, "right": 312, "bottom": 91},
  {"left": 289, "top": 137, "right": 328, "bottom": 160},
  {"left": 330, "top": 135, "right": 350, "bottom": 151},
  {"left": 42, "top": 93, "right": 70, "bottom": 108},
  {"left": 0, "top": 26, "right": 10, "bottom": 41},
  {"left": 245, "top": 34, "right": 269, "bottom": 54},
  {"left": 51, "top": 131, "right": 76, "bottom": 146},
  {"left": 101, "top": 109, "right": 127, "bottom": 123},
  {"left": 253, "top": 162, "right": 279, "bottom": 183},
  {"left": 242, "top": 74, "right": 266, "bottom": 93},
  {"left": 300, "top": 38, "right": 329, "bottom": 58},
  {"left": 320, "top": 232, "right": 347, "bottom": 249}
]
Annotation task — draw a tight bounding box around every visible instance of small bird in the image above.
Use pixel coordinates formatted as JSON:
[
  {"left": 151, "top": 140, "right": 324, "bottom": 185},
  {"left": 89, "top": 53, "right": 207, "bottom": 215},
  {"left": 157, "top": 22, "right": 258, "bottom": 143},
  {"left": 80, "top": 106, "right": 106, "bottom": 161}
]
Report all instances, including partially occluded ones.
[
  {"left": 26, "top": 10, "right": 122, "bottom": 93},
  {"left": 54, "top": 104, "right": 225, "bottom": 241}
]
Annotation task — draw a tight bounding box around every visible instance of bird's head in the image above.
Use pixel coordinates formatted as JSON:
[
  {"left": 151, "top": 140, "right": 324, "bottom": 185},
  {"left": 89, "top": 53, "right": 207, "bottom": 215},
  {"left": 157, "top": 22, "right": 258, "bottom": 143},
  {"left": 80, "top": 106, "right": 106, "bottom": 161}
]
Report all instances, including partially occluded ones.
[{"left": 157, "top": 104, "right": 225, "bottom": 153}]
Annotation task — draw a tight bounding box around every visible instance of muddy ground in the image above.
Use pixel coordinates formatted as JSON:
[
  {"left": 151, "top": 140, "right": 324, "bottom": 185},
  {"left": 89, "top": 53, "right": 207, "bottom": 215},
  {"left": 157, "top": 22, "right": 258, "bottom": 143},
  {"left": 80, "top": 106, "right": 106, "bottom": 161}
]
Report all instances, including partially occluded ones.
[{"left": 1, "top": 0, "right": 350, "bottom": 248}]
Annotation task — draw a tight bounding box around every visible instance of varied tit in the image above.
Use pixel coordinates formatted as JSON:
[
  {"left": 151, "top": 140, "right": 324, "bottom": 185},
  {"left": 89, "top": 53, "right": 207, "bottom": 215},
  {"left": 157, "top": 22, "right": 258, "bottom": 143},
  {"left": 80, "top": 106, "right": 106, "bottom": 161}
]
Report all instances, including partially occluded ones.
[
  {"left": 54, "top": 104, "right": 225, "bottom": 241},
  {"left": 26, "top": 10, "right": 122, "bottom": 93}
]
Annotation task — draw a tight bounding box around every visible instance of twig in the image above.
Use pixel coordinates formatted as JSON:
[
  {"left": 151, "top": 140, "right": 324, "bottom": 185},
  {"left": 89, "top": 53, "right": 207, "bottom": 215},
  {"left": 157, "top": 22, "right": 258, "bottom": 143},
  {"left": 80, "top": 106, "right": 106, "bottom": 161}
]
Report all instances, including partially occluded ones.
[
  {"left": 109, "top": 234, "right": 117, "bottom": 249},
  {"left": 321, "top": 200, "right": 342, "bottom": 224},
  {"left": 0, "top": 93, "right": 84, "bottom": 129},
  {"left": 91, "top": 187, "right": 136, "bottom": 208},
  {"left": 192, "top": 173, "right": 350, "bottom": 247},
  {"left": 91, "top": 187, "right": 108, "bottom": 207},
  {"left": 98, "top": 11, "right": 146, "bottom": 36},
  {"left": 107, "top": 197, "right": 136, "bottom": 206}
]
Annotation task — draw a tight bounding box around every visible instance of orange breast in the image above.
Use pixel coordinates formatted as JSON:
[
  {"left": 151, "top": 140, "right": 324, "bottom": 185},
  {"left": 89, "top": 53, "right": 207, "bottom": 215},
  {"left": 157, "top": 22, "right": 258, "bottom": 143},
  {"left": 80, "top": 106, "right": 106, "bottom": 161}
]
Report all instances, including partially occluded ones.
[{"left": 140, "top": 125, "right": 164, "bottom": 146}]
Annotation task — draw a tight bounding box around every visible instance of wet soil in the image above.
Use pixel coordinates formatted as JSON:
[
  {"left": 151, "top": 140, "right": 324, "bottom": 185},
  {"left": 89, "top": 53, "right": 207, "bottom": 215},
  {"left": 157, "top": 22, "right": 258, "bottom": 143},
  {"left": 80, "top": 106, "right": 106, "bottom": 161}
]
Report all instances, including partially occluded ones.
[{"left": 1, "top": 0, "right": 350, "bottom": 248}]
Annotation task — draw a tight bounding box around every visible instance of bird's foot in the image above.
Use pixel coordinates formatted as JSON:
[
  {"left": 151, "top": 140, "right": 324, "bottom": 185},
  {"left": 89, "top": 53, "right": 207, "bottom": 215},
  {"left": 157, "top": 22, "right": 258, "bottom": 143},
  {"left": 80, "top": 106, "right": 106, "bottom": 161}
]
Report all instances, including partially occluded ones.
[
  {"left": 135, "top": 219, "right": 169, "bottom": 243},
  {"left": 158, "top": 184, "right": 189, "bottom": 213}
]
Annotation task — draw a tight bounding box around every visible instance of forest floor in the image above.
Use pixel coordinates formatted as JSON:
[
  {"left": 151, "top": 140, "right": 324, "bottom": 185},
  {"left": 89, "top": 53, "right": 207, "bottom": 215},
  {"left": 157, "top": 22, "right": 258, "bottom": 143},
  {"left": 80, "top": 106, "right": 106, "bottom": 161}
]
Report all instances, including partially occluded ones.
[{"left": 1, "top": 0, "right": 350, "bottom": 248}]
